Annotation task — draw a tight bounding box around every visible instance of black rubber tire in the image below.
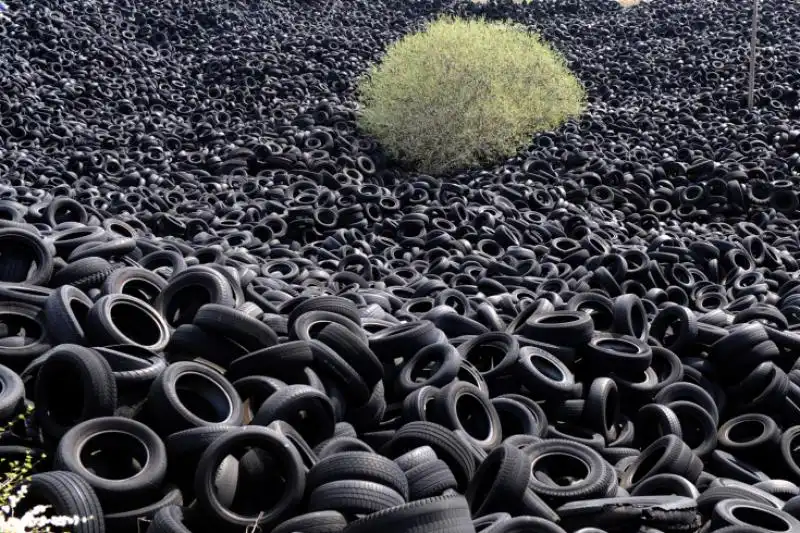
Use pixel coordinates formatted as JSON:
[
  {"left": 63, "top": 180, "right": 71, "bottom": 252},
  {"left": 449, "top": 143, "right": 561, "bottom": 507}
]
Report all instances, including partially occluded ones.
[
  {"left": 232, "top": 375, "right": 286, "bottom": 416},
  {"left": 611, "top": 294, "right": 649, "bottom": 341},
  {"left": 567, "top": 292, "right": 614, "bottom": 331},
  {"left": 42, "top": 284, "right": 93, "bottom": 345},
  {"left": 784, "top": 494, "right": 800, "bottom": 519},
  {"left": 492, "top": 397, "right": 542, "bottom": 438},
  {"left": 35, "top": 344, "right": 117, "bottom": 441},
  {"left": 0, "top": 282, "right": 53, "bottom": 307},
  {"left": 310, "top": 339, "right": 370, "bottom": 405},
  {"left": 0, "top": 228, "right": 54, "bottom": 286},
  {"left": 145, "top": 505, "right": 205, "bottom": 533},
  {"left": 521, "top": 311, "right": 594, "bottom": 348},
  {"left": 287, "top": 296, "right": 361, "bottom": 337},
  {"left": 481, "top": 516, "right": 568, "bottom": 533},
  {"left": 154, "top": 266, "right": 236, "bottom": 328},
  {"left": 0, "top": 362, "right": 24, "bottom": 422},
  {"left": 165, "top": 425, "right": 236, "bottom": 495},
  {"left": 466, "top": 443, "right": 543, "bottom": 518},
  {"left": 525, "top": 439, "right": 615, "bottom": 506},
  {"left": 429, "top": 381, "right": 502, "bottom": 451},
  {"left": 193, "top": 302, "right": 279, "bottom": 352},
  {"left": 584, "top": 377, "right": 620, "bottom": 443},
  {"left": 402, "top": 385, "right": 440, "bottom": 423},
  {"left": 709, "top": 449, "right": 770, "bottom": 485},
  {"left": 393, "top": 445, "right": 438, "bottom": 472},
  {"left": 55, "top": 416, "right": 167, "bottom": 510},
  {"left": 165, "top": 323, "right": 248, "bottom": 368},
  {"left": 104, "top": 485, "right": 183, "bottom": 533},
  {"left": 101, "top": 266, "right": 167, "bottom": 304},
  {"left": 194, "top": 426, "right": 305, "bottom": 531},
  {"left": 619, "top": 435, "right": 703, "bottom": 490},
  {"left": 649, "top": 304, "right": 699, "bottom": 354},
  {"left": 667, "top": 400, "right": 718, "bottom": 458},
  {"left": 583, "top": 333, "right": 653, "bottom": 375},
  {"left": 0, "top": 301, "right": 53, "bottom": 371},
  {"left": 515, "top": 346, "right": 575, "bottom": 401},
  {"left": 406, "top": 459, "right": 458, "bottom": 500},
  {"left": 51, "top": 256, "right": 118, "bottom": 290},
  {"left": 473, "top": 512, "right": 511, "bottom": 533},
  {"left": 307, "top": 451, "right": 409, "bottom": 500},
  {"left": 630, "top": 473, "right": 700, "bottom": 499},
  {"left": 271, "top": 511, "right": 348, "bottom": 533},
  {"left": 697, "top": 484, "right": 782, "bottom": 517},
  {"left": 333, "top": 422, "right": 358, "bottom": 439},
  {"left": 710, "top": 323, "right": 772, "bottom": 383},
  {"left": 23, "top": 470, "right": 105, "bottom": 533},
  {"left": 314, "top": 436, "right": 376, "bottom": 459},
  {"left": 381, "top": 421, "right": 476, "bottom": 492},
  {"left": 396, "top": 342, "right": 460, "bottom": 397},
  {"left": 635, "top": 403, "right": 683, "bottom": 448},
  {"left": 145, "top": 361, "right": 243, "bottom": 435},
  {"left": 497, "top": 393, "right": 548, "bottom": 438},
  {"left": 342, "top": 493, "right": 474, "bottom": 533},
  {"left": 251, "top": 384, "right": 335, "bottom": 447},
  {"left": 87, "top": 294, "right": 170, "bottom": 352},
  {"left": 368, "top": 320, "right": 445, "bottom": 364},
  {"left": 655, "top": 381, "right": 720, "bottom": 427},
  {"left": 317, "top": 322, "right": 383, "bottom": 389},
  {"left": 265, "top": 419, "right": 320, "bottom": 471},
  {"left": 291, "top": 310, "right": 366, "bottom": 343},
  {"left": 345, "top": 379, "right": 388, "bottom": 431},
  {"left": 226, "top": 340, "right": 314, "bottom": 383},
  {"left": 718, "top": 413, "right": 781, "bottom": 463},
  {"left": 456, "top": 332, "right": 520, "bottom": 384},
  {"left": 308, "top": 479, "right": 406, "bottom": 517},
  {"left": 711, "top": 499, "right": 800, "bottom": 532},
  {"left": 780, "top": 426, "right": 800, "bottom": 483},
  {"left": 755, "top": 479, "right": 800, "bottom": 500},
  {"left": 93, "top": 345, "right": 166, "bottom": 404},
  {"left": 556, "top": 495, "right": 699, "bottom": 532}
]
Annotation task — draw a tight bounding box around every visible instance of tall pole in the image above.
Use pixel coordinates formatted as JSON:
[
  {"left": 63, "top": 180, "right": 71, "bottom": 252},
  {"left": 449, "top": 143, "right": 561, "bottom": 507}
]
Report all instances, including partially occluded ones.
[{"left": 747, "top": 0, "right": 760, "bottom": 110}]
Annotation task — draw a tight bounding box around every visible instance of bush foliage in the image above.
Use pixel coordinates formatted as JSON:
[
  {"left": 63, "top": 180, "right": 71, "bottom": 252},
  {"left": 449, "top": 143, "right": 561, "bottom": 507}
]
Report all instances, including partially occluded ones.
[{"left": 357, "top": 16, "right": 586, "bottom": 174}]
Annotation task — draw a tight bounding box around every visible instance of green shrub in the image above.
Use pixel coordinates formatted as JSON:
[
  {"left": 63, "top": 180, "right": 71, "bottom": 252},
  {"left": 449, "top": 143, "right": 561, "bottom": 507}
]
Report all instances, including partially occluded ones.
[{"left": 356, "top": 16, "right": 586, "bottom": 174}]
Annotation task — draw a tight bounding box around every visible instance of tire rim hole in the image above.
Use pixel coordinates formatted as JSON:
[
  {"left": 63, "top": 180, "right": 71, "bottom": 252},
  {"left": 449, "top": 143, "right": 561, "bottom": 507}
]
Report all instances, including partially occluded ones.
[
  {"left": 597, "top": 338, "right": 638, "bottom": 354},
  {"left": 496, "top": 406, "right": 526, "bottom": 436},
  {"left": 605, "top": 388, "right": 619, "bottom": 429},
  {"left": 456, "top": 393, "right": 491, "bottom": 441},
  {"left": 307, "top": 320, "right": 332, "bottom": 338},
  {"left": 0, "top": 313, "right": 44, "bottom": 345},
  {"left": 79, "top": 430, "right": 149, "bottom": 480},
  {"left": 175, "top": 371, "right": 232, "bottom": 423},
  {"left": 536, "top": 314, "right": 578, "bottom": 325},
  {"left": 217, "top": 446, "right": 289, "bottom": 516},
  {"left": 631, "top": 446, "right": 664, "bottom": 485},
  {"left": 730, "top": 506, "right": 790, "bottom": 531},
  {"left": 110, "top": 300, "right": 162, "bottom": 347},
  {"left": 69, "top": 298, "right": 90, "bottom": 325},
  {"left": 531, "top": 452, "right": 590, "bottom": 486},
  {"left": 410, "top": 358, "right": 443, "bottom": 383},
  {"left": 728, "top": 419, "right": 766, "bottom": 443},
  {"left": 42, "top": 359, "right": 84, "bottom": 426},
  {"left": 166, "top": 285, "right": 211, "bottom": 327},
  {"left": 531, "top": 354, "right": 565, "bottom": 382},
  {"left": 467, "top": 342, "right": 507, "bottom": 372},
  {"left": 120, "top": 279, "right": 161, "bottom": 303},
  {"left": 0, "top": 248, "right": 40, "bottom": 282}
]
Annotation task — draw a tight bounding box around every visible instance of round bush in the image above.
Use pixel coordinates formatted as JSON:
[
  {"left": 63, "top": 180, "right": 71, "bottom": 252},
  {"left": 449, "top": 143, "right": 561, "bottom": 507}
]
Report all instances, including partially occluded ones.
[{"left": 356, "top": 16, "right": 586, "bottom": 174}]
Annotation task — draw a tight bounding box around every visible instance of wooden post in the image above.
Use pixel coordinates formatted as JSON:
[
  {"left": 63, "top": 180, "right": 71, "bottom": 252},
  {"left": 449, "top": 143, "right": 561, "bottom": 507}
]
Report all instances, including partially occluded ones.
[{"left": 747, "top": 0, "right": 760, "bottom": 110}]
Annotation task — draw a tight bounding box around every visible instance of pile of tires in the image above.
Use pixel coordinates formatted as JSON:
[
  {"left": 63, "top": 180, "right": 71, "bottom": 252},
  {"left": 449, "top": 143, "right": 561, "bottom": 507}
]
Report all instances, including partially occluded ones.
[{"left": 3, "top": 0, "right": 800, "bottom": 531}]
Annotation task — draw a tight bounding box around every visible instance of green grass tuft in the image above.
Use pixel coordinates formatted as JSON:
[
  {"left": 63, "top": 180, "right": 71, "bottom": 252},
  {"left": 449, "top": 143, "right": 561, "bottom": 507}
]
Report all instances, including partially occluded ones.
[{"left": 356, "top": 15, "right": 586, "bottom": 174}]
